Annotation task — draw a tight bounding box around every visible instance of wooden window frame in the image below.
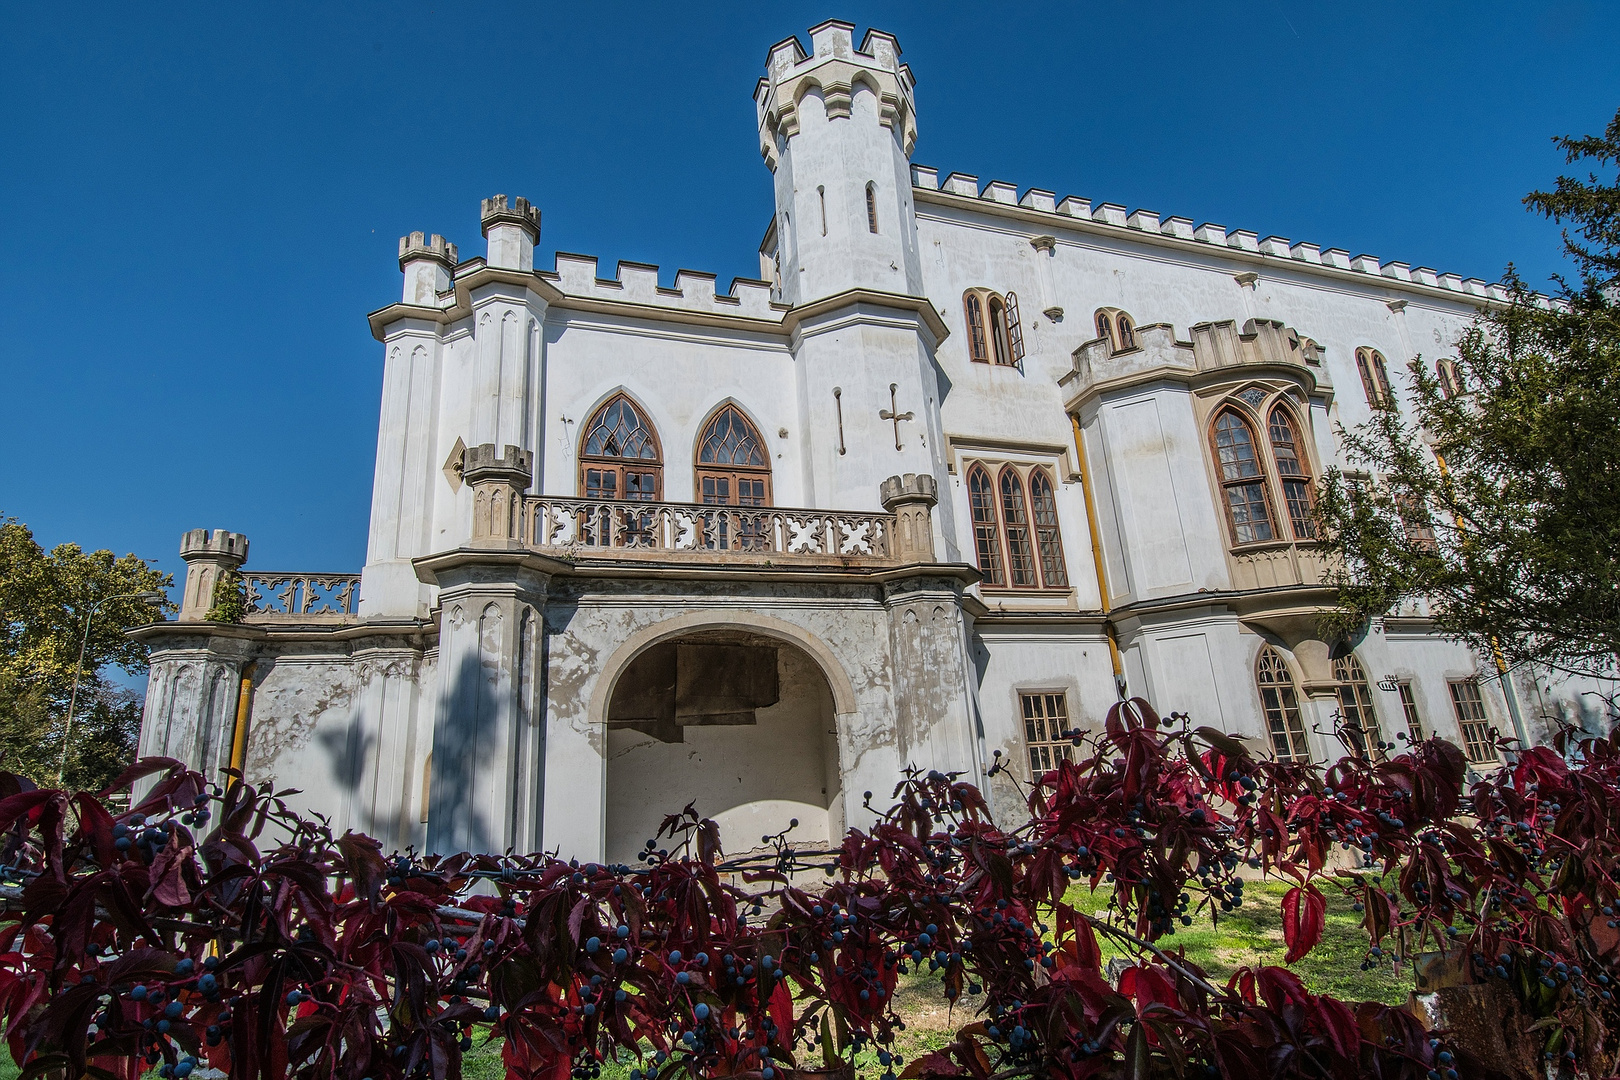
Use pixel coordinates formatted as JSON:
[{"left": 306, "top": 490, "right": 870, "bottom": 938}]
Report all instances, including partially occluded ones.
[
  {"left": 998, "top": 466, "right": 1038, "bottom": 587},
  {"left": 1210, "top": 407, "right": 1277, "bottom": 545},
  {"left": 1095, "top": 310, "right": 1114, "bottom": 351},
  {"left": 1449, "top": 679, "right": 1498, "bottom": 763},
  {"left": 965, "top": 293, "right": 990, "bottom": 363},
  {"left": 1115, "top": 313, "right": 1136, "bottom": 351},
  {"left": 1020, "top": 691, "right": 1073, "bottom": 779},
  {"left": 694, "top": 403, "right": 772, "bottom": 508},
  {"left": 1255, "top": 646, "right": 1310, "bottom": 762},
  {"left": 965, "top": 288, "right": 1025, "bottom": 368},
  {"left": 1397, "top": 681, "right": 1424, "bottom": 742},
  {"left": 1266, "top": 403, "right": 1317, "bottom": 540},
  {"left": 967, "top": 464, "right": 1005, "bottom": 585},
  {"left": 1355, "top": 347, "right": 1394, "bottom": 410},
  {"left": 578, "top": 392, "right": 664, "bottom": 501},
  {"left": 969, "top": 460, "right": 1070, "bottom": 592},
  {"left": 1027, "top": 467, "right": 1069, "bottom": 588},
  {"left": 1333, "top": 654, "right": 1384, "bottom": 760}
]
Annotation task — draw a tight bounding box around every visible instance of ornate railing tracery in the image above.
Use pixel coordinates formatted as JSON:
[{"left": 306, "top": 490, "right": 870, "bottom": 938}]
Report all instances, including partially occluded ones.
[
  {"left": 521, "top": 497, "right": 896, "bottom": 563},
  {"left": 244, "top": 573, "right": 362, "bottom": 619}
]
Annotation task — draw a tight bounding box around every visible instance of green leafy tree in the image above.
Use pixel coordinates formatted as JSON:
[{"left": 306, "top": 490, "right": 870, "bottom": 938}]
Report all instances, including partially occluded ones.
[
  {"left": 1317, "top": 108, "right": 1620, "bottom": 682},
  {"left": 0, "top": 518, "right": 171, "bottom": 789}
]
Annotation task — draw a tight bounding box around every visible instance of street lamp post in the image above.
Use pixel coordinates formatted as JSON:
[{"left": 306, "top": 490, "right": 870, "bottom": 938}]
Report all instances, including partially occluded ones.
[{"left": 61, "top": 590, "right": 166, "bottom": 785}]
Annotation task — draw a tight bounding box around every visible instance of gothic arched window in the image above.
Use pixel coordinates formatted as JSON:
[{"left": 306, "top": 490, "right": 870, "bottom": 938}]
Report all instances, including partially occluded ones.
[
  {"left": 967, "top": 465, "right": 1005, "bottom": 586},
  {"left": 866, "top": 182, "right": 879, "bottom": 234},
  {"left": 1095, "top": 310, "right": 1113, "bottom": 349},
  {"left": 965, "top": 288, "right": 1025, "bottom": 367},
  {"left": 1267, "top": 405, "right": 1316, "bottom": 539},
  {"left": 1355, "top": 347, "right": 1393, "bottom": 410},
  {"left": 965, "top": 293, "right": 989, "bottom": 363},
  {"left": 579, "top": 393, "right": 662, "bottom": 500},
  {"left": 1211, "top": 409, "right": 1275, "bottom": 544},
  {"left": 694, "top": 404, "right": 771, "bottom": 507},
  {"left": 1333, "top": 654, "right": 1383, "bottom": 760},
  {"left": 1437, "top": 358, "right": 1464, "bottom": 399},
  {"left": 1115, "top": 313, "right": 1136, "bottom": 351},
  {"left": 1028, "top": 467, "right": 1069, "bottom": 588},
  {"left": 999, "top": 466, "right": 1038, "bottom": 587},
  {"left": 1256, "top": 646, "right": 1310, "bottom": 762}
]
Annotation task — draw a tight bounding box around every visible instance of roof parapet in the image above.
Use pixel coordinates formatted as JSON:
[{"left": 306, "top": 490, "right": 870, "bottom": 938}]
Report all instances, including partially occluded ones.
[{"left": 910, "top": 165, "right": 1520, "bottom": 301}]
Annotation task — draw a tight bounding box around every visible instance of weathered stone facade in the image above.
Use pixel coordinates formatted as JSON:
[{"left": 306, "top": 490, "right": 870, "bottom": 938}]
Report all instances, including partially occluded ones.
[{"left": 134, "top": 21, "right": 1601, "bottom": 862}]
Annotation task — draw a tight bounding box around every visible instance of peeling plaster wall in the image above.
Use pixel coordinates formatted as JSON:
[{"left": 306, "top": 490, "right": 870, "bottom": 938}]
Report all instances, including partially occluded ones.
[{"left": 537, "top": 577, "right": 964, "bottom": 863}]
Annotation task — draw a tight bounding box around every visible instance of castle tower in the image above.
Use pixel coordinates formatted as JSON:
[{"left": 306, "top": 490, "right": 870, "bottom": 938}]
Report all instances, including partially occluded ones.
[
  {"left": 756, "top": 23, "right": 954, "bottom": 556},
  {"left": 756, "top": 21, "right": 922, "bottom": 305}
]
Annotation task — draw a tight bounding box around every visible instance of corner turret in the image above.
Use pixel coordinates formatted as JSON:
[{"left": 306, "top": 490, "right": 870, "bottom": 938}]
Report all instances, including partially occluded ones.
[
  {"left": 481, "top": 195, "right": 541, "bottom": 271},
  {"left": 178, "top": 529, "right": 249, "bottom": 620},
  {"left": 754, "top": 22, "right": 923, "bottom": 304},
  {"left": 398, "top": 232, "right": 458, "bottom": 305}
]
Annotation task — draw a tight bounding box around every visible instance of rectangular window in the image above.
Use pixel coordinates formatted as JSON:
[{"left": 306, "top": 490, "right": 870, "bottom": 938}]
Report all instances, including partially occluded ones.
[
  {"left": 1020, "top": 692, "right": 1072, "bottom": 778},
  {"left": 1449, "top": 680, "right": 1497, "bottom": 763},
  {"left": 1397, "top": 682, "right": 1424, "bottom": 741}
]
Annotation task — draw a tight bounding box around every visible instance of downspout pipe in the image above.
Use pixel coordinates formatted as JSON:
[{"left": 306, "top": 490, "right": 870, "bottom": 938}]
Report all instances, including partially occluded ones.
[{"left": 1071, "top": 413, "right": 1126, "bottom": 700}]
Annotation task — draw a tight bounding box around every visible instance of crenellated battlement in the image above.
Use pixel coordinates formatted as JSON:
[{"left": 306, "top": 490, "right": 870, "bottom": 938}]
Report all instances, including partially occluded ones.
[
  {"left": 754, "top": 21, "right": 917, "bottom": 171},
  {"left": 911, "top": 165, "right": 1515, "bottom": 303},
  {"left": 546, "top": 252, "right": 783, "bottom": 321},
  {"left": 480, "top": 194, "right": 541, "bottom": 240},
  {"left": 398, "top": 231, "right": 458, "bottom": 268}
]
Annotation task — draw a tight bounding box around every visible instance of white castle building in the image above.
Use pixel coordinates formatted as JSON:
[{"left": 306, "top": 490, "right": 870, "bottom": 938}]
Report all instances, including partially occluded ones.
[{"left": 135, "top": 21, "right": 1582, "bottom": 861}]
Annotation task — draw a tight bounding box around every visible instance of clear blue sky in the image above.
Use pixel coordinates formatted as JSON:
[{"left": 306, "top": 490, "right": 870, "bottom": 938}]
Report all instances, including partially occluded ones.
[{"left": 3, "top": 1, "right": 1617, "bottom": 592}]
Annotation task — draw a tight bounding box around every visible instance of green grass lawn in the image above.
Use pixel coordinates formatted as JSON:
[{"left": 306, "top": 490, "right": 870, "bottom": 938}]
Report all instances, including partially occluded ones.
[{"left": 1064, "top": 876, "right": 1411, "bottom": 1006}]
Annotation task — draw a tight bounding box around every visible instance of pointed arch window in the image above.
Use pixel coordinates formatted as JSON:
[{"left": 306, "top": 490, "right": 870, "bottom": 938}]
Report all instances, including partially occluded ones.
[
  {"left": 1355, "top": 347, "right": 1394, "bottom": 410},
  {"left": 1028, "top": 468, "right": 1069, "bottom": 587},
  {"left": 1436, "top": 358, "right": 1464, "bottom": 399},
  {"left": 964, "top": 288, "right": 1024, "bottom": 367},
  {"left": 1092, "top": 308, "right": 1137, "bottom": 354},
  {"left": 579, "top": 394, "right": 662, "bottom": 500},
  {"left": 1333, "top": 654, "right": 1383, "bottom": 759},
  {"left": 1255, "top": 647, "right": 1310, "bottom": 762},
  {"left": 1211, "top": 409, "right": 1275, "bottom": 544},
  {"left": 967, "top": 465, "right": 1005, "bottom": 586},
  {"left": 999, "top": 467, "right": 1038, "bottom": 587},
  {"left": 694, "top": 404, "right": 771, "bottom": 507},
  {"left": 966, "top": 460, "right": 1069, "bottom": 591},
  {"left": 1115, "top": 313, "right": 1136, "bottom": 351},
  {"left": 965, "top": 294, "right": 989, "bottom": 363},
  {"left": 866, "top": 182, "right": 879, "bottom": 233},
  {"left": 1267, "top": 405, "right": 1316, "bottom": 539}
]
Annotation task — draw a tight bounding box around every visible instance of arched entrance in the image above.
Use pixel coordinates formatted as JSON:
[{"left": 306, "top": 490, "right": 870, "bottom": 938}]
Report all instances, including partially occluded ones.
[{"left": 602, "top": 627, "right": 843, "bottom": 865}]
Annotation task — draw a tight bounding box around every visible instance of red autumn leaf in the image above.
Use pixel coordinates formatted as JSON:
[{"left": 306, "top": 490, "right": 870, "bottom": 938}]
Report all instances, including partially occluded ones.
[{"left": 1281, "top": 884, "right": 1325, "bottom": 964}]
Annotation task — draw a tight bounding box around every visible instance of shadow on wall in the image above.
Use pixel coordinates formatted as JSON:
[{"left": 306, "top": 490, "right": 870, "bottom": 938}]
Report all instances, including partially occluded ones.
[{"left": 425, "top": 647, "right": 499, "bottom": 856}]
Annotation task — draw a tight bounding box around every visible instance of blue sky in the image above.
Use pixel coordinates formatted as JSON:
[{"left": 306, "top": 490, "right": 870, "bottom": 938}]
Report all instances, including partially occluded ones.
[{"left": 2, "top": 1, "right": 1617, "bottom": 594}]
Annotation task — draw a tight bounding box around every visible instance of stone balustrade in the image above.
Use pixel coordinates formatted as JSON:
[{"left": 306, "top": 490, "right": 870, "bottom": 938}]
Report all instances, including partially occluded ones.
[
  {"left": 520, "top": 497, "right": 899, "bottom": 565},
  {"left": 244, "top": 573, "right": 362, "bottom": 620},
  {"left": 1229, "top": 544, "right": 1337, "bottom": 592}
]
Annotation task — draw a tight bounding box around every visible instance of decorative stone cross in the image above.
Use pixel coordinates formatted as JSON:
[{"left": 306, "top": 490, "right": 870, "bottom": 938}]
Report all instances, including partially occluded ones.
[{"left": 879, "top": 382, "right": 914, "bottom": 451}]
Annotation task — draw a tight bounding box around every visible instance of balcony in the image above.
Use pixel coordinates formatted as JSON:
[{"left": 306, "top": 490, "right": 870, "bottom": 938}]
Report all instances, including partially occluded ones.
[
  {"left": 518, "top": 497, "right": 900, "bottom": 568},
  {"left": 243, "top": 573, "right": 361, "bottom": 622},
  {"left": 1228, "top": 543, "right": 1337, "bottom": 592}
]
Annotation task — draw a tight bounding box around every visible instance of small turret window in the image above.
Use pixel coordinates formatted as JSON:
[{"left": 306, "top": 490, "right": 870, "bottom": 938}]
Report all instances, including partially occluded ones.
[
  {"left": 1355, "top": 347, "right": 1394, "bottom": 410},
  {"left": 866, "top": 182, "right": 879, "bottom": 233},
  {"left": 1092, "top": 308, "right": 1137, "bottom": 354},
  {"left": 962, "top": 288, "right": 1024, "bottom": 368}
]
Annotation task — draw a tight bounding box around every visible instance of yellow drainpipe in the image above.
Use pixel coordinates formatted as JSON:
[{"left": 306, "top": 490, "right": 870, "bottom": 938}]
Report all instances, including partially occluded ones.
[
  {"left": 227, "top": 662, "right": 257, "bottom": 782},
  {"left": 1071, "top": 413, "right": 1126, "bottom": 698}
]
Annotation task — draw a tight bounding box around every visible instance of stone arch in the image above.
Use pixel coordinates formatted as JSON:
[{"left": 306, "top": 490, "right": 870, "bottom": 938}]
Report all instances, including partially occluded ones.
[{"left": 589, "top": 610, "right": 858, "bottom": 725}]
